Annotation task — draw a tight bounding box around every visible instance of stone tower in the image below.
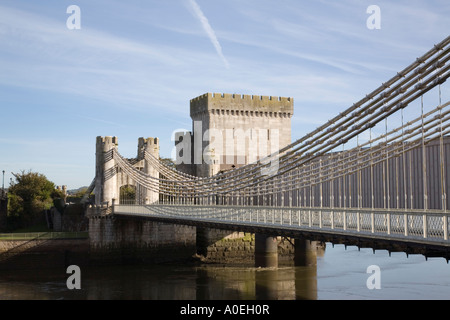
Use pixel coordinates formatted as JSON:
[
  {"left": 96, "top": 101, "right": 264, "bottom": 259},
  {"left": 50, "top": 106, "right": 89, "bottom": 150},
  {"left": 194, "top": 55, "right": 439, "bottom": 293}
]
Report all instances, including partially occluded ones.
[
  {"left": 175, "top": 93, "right": 294, "bottom": 177},
  {"left": 137, "top": 137, "right": 160, "bottom": 204},
  {"left": 95, "top": 136, "right": 160, "bottom": 206},
  {"left": 95, "top": 136, "right": 119, "bottom": 206}
]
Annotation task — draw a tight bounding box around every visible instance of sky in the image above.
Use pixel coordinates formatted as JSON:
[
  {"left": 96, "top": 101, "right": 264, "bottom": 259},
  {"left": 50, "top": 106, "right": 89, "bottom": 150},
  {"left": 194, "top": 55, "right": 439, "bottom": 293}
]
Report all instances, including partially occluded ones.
[{"left": 0, "top": 0, "right": 449, "bottom": 190}]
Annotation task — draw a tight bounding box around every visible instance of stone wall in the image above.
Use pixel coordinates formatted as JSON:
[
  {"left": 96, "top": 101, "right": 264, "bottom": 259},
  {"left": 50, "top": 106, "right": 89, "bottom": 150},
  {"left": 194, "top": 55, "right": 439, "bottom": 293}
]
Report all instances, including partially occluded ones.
[
  {"left": 0, "top": 239, "right": 89, "bottom": 270},
  {"left": 50, "top": 204, "right": 88, "bottom": 232},
  {"left": 190, "top": 93, "right": 294, "bottom": 116},
  {"left": 88, "top": 217, "right": 300, "bottom": 266},
  {"left": 89, "top": 216, "right": 197, "bottom": 264},
  {"left": 196, "top": 227, "right": 295, "bottom": 264}
]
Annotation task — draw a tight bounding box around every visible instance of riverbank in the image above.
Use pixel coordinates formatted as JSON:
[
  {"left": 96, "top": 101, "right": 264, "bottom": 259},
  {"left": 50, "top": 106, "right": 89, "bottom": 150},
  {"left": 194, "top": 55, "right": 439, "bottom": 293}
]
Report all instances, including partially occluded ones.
[{"left": 0, "top": 238, "right": 90, "bottom": 271}]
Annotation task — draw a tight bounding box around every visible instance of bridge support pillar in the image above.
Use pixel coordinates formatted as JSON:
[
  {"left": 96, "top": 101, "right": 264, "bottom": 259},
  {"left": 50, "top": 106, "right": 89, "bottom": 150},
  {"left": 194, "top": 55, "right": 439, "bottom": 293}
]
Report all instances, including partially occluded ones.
[
  {"left": 196, "top": 227, "right": 208, "bottom": 256},
  {"left": 294, "top": 239, "right": 317, "bottom": 267},
  {"left": 95, "top": 136, "right": 118, "bottom": 207},
  {"left": 139, "top": 137, "right": 160, "bottom": 204},
  {"left": 255, "top": 233, "right": 278, "bottom": 268}
]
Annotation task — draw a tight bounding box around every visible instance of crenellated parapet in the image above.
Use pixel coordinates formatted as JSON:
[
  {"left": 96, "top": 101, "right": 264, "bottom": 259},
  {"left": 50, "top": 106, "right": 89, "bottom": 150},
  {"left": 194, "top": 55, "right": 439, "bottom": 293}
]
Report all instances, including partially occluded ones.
[
  {"left": 97, "top": 136, "right": 118, "bottom": 149},
  {"left": 137, "top": 137, "right": 159, "bottom": 160},
  {"left": 190, "top": 93, "right": 294, "bottom": 118}
]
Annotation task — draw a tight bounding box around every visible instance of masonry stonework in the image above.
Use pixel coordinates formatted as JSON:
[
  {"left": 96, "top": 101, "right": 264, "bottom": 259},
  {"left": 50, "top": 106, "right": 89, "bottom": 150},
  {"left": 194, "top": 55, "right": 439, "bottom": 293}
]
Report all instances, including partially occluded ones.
[
  {"left": 95, "top": 136, "right": 160, "bottom": 206},
  {"left": 89, "top": 216, "right": 197, "bottom": 264},
  {"left": 176, "top": 93, "right": 294, "bottom": 177},
  {"left": 196, "top": 227, "right": 297, "bottom": 264}
]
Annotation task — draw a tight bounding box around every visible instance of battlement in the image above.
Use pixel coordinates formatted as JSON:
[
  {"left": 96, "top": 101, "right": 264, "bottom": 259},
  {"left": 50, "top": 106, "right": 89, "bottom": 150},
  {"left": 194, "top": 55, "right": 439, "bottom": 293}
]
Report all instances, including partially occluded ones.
[
  {"left": 137, "top": 137, "right": 159, "bottom": 160},
  {"left": 190, "top": 93, "right": 294, "bottom": 118},
  {"left": 56, "top": 185, "right": 67, "bottom": 192},
  {"left": 97, "top": 136, "right": 118, "bottom": 146},
  {"left": 190, "top": 93, "right": 293, "bottom": 104},
  {"left": 139, "top": 137, "right": 159, "bottom": 146}
]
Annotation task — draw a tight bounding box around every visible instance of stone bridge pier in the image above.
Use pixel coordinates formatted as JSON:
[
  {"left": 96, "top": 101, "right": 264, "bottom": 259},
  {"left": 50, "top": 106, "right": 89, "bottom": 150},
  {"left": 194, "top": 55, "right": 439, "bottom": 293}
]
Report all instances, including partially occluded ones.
[
  {"left": 254, "top": 234, "right": 318, "bottom": 268},
  {"left": 88, "top": 215, "right": 197, "bottom": 264},
  {"left": 195, "top": 227, "right": 321, "bottom": 267}
]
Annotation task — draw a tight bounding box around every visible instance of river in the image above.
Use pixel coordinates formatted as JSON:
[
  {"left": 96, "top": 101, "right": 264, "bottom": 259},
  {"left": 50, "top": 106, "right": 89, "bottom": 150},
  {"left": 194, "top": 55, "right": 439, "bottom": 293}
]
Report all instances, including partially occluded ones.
[{"left": 0, "top": 242, "right": 449, "bottom": 300}]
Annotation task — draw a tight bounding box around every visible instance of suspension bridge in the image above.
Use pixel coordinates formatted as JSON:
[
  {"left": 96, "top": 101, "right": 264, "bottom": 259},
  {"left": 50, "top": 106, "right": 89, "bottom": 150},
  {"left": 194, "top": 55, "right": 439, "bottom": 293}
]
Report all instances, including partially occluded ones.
[{"left": 87, "top": 36, "right": 450, "bottom": 262}]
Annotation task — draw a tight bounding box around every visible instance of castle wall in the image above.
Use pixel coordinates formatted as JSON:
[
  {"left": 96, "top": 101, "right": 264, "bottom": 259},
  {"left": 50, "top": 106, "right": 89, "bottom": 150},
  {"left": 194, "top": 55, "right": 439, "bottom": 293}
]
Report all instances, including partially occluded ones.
[
  {"left": 190, "top": 93, "right": 294, "bottom": 116},
  {"left": 89, "top": 216, "right": 196, "bottom": 264},
  {"left": 187, "top": 93, "right": 294, "bottom": 177}
]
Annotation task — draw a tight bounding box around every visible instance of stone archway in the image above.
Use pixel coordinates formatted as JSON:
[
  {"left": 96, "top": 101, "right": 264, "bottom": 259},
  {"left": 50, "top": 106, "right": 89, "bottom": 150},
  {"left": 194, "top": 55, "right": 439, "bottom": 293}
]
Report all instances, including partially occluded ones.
[{"left": 119, "top": 184, "right": 136, "bottom": 204}]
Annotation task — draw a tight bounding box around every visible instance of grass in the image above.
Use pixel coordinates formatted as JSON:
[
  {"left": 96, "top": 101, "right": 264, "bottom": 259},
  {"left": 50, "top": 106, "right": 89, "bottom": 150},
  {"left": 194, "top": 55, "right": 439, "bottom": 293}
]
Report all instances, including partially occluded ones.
[
  {"left": 0, "top": 232, "right": 88, "bottom": 240},
  {"left": 0, "top": 222, "right": 88, "bottom": 240},
  {"left": 0, "top": 222, "right": 87, "bottom": 240}
]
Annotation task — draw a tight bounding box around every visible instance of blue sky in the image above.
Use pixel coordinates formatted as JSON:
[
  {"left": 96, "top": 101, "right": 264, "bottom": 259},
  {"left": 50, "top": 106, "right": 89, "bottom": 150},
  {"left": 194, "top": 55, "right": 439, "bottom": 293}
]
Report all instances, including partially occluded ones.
[{"left": 0, "top": 0, "right": 449, "bottom": 189}]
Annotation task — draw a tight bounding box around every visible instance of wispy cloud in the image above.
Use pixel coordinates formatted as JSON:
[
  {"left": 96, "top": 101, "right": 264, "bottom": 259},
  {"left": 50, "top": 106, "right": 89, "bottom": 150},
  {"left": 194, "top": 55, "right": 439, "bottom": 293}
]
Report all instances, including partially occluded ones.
[
  {"left": 0, "top": 4, "right": 225, "bottom": 112},
  {"left": 186, "top": 0, "right": 230, "bottom": 69}
]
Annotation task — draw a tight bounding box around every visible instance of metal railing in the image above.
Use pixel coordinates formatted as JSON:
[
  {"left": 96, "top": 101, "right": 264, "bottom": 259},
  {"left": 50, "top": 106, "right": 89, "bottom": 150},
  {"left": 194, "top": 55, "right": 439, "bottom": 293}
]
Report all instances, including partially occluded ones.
[{"left": 114, "top": 204, "right": 450, "bottom": 245}]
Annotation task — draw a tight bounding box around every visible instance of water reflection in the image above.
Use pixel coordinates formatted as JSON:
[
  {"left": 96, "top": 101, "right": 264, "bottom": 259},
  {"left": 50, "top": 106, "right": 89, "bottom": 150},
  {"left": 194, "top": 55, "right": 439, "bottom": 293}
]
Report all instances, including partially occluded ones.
[
  {"left": 195, "top": 265, "right": 317, "bottom": 300},
  {"left": 0, "top": 263, "right": 319, "bottom": 300},
  {"left": 1, "top": 242, "right": 450, "bottom": 300}
]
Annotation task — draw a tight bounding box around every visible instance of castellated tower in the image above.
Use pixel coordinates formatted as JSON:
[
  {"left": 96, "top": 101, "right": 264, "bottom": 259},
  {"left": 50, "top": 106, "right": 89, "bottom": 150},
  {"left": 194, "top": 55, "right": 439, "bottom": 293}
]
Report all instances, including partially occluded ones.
[
  {"left": 95, "top": 136, "right": 160, "bottom": 206},
  {"left": 95, "top": 136, "right": 119, "bottom": 206},
  {"left": 138, "top": 137, "right": 160, "bottom": 204},
  {"left": 176, "top": 93, "right": 294, "bottom": 177}
]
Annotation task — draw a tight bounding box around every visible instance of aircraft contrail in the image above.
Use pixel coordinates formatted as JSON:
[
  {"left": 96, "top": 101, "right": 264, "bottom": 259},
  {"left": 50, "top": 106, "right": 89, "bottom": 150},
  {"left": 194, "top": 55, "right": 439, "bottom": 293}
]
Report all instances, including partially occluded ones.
[{"left": 187, "top": 0, "right": 230, "bottom": 69}]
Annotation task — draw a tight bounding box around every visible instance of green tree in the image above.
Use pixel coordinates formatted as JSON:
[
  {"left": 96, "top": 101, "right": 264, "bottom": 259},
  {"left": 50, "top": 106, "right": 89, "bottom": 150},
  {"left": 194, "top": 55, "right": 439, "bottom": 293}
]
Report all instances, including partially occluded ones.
[
  {"left": 8, "top": 170, "right": 60, "bottom": 227},
  {"left": 160, "top": 157, "right": 176, "bottom": 169},
  {"left": 74, "top": 187, "right": 88, "bottom": 198},
  {"left": 120, "top": 185, "right": 136, "bottom": 204}
]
